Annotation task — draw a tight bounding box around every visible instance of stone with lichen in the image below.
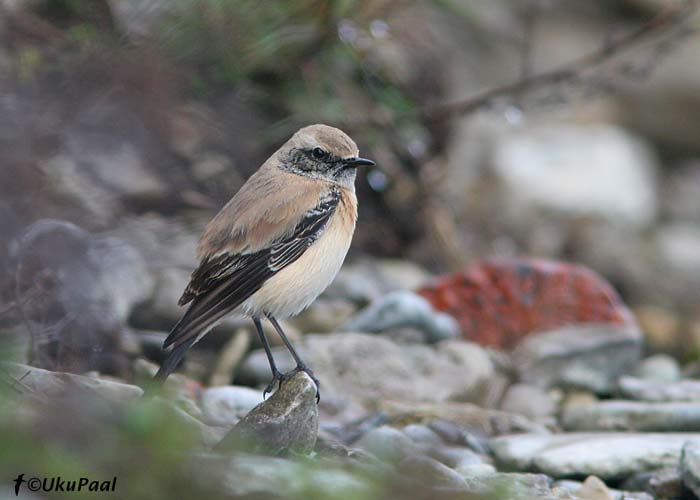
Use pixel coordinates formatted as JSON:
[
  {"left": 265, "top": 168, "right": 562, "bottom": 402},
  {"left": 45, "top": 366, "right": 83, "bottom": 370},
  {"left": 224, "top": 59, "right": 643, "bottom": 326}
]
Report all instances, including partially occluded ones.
[{"left": 216, "top": 371, "right": 318, "bottom": 455}]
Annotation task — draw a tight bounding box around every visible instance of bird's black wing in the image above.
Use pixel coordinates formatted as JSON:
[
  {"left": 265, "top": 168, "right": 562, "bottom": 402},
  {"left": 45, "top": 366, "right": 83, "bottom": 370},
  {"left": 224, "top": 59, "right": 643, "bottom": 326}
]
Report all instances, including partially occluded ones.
[{"left": 161, "top": 189, "right": 341, "bottom": 353}]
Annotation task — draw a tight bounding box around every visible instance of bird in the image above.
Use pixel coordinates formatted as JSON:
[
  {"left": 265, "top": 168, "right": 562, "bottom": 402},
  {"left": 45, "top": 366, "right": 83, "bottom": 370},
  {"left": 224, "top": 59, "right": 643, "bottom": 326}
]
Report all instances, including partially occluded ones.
[{"left": 154, "top": 124, "right": 374, "bottom": 402}]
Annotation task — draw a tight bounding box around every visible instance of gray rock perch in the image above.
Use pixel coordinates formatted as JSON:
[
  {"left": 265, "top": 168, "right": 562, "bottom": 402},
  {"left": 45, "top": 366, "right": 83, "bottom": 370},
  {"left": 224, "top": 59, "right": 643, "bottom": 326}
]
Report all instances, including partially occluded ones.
[{"left": 216, "top": 371, "right": 319, "bottom": 455}]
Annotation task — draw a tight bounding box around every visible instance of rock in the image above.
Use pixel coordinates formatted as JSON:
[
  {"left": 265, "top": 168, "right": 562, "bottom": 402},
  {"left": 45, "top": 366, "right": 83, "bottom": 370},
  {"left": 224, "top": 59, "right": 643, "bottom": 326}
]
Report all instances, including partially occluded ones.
[
  {"left": 634, "top": 305, "right": 682, "bottom": 353},
  {"left": 39, "top": 131, "right": 168, "bottom": 219},
  {"left": 561, "top": 390, "right": 598, "bottom": 414},
  {"left": 621, "top": 467, "right": 683, "bottom": 499},
  {"left": 418, "top": 259, "right": 636, "bottom": 350},
  {"left": 428, "top": 419, "right": 491, "bottom": 454},
  {"left": 2, "top": 362, "right": 143, "bottom": 403},
  {"left": 91, "top": 234, "right": 156, "bottom": 323},
  {"left": 657, "top": 224, "right": 700, "bottom": 275},
  {"left": 398, "top": 455, "right": 468, "bottom": 489},
  {"left": 382, "top": 400, "right": 545, "bottom": 436},
  {"left": 557, "top": 480, "right": 654, "bottom": 500},
  {"left": 290, "top": 298, "right": 357, "bottom": 333},
  {"left": 619, "top": 31, "right": 700, "bottom": 150},
  {"left": 322, "top": 411, "right": 390, "bottom": 445},
  {"left": 340, "top": 290, "right": 460, "bottom": 343},
  {"left": 107, "top": 214, "right": 200, "bottom": 271},
  {"left": 461, "top": 472, "right": 574, "bottom": 500},
  {"left": 199, "top": 452, "right": 376, "bottom": 499},
  {"left": 239, "top": 333, "right": 494, "bottom": 410},
  {"left": 428, "top": 446, "right": 485, "bottom": 469},
  {"left": 216, "top": 372, "right": 318, "bottom": 455},
  {"left": 632, "top": 354, "right": 681, "bottom": 382},
  {"left": 356, "top": 426, "right": 421, "bottom": 463},
  {"left": 455, "top": 462, "right": 497, "bottom": 479},
  {"left": 562, "top": 400, "right": 700, "bottom": 432},
  {"left": 11, "top": 220, "right": 154, "bottom": 372},
  {"left": 199, "top": 386, "right": 264, "bottom": 427},
  {"left": 325, "top": 258, "right": 432, "bottom": 304},
  {"left": 141, "top": 266, "right": 192, "bottom": 326},
  {"left": 513, "top": 324, "right": 643, "bottom": 393},
  {"left": 681, "top": 441, "right": 700, "bottom": 499},
  {"left": 500, "top": 383, "right": 556, "bottom": 420},
  {"left": 190, "top": 152, "right": 235, "bottom": 182},
  {"left": 664, "top": 161, "right": 700, "bottom": 224},
  {"left": 109, "top": 0, "right": 174, "bottom": 39},
  {"left": 492, "top": 432, "right": 700, "bottom": 480},
  {"left": 491, "top": 124, "right": 658, "bottom": 227},
  {"left": 575, "top": 476, "right": 614, "bottom": 500},
  {"left": 401, "top": 424, "right": 445, "bottom": 448},
  {"left": 151, "top": 398, "right": 225, "bottom": 448},
  {"left": 618, "top": 376, "right": 700, "bottom": 402}
]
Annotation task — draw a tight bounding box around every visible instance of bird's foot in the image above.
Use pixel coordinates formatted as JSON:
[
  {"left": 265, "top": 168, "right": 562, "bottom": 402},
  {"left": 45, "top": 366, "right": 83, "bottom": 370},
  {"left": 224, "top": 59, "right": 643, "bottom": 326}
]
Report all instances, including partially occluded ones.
[
  {"left": 262, "top": 365, "right": 320, "bottom": 403},
  {"left": 262, "top": 368, "right": 286, "bottom": 400},
  {"left": 285, "top": 364, "right": 320, "bottom": 404}
]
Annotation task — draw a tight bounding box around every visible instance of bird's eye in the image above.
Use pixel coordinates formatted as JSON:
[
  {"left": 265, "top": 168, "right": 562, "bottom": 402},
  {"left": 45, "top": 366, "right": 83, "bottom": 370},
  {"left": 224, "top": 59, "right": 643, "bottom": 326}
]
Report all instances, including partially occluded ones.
[{"left": 312, "top": 147, "right": 327, "bottom": 160}]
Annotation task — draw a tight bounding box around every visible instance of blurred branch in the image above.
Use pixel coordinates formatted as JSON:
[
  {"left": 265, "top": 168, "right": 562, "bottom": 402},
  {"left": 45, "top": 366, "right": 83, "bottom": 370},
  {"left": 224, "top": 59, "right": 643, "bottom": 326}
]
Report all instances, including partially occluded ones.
[
  {"left": 351, "top": 0, "right": 699, "bottom": 127},
  {"left": 209, "top": 328, "right": 251, "bottom": 386},
  {"left": 422, "top": 0, "right": 699, "bottom": 122},
  {"left": 1, "top": 5, "right": 67, "bottom": 45}
]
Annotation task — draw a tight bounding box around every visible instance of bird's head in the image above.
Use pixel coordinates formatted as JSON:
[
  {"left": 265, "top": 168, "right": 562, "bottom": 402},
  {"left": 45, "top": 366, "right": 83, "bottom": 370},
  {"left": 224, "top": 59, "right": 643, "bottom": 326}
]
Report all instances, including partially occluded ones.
[{"left": 278, "top": 124, "right": 375, "bottom": 187}]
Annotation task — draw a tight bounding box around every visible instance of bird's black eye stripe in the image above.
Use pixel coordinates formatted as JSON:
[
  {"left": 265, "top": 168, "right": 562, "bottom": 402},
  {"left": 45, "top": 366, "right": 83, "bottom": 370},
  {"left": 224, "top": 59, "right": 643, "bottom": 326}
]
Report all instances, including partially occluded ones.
[{"left": 312, "top": 147, "right": 327, "bottom": 160}]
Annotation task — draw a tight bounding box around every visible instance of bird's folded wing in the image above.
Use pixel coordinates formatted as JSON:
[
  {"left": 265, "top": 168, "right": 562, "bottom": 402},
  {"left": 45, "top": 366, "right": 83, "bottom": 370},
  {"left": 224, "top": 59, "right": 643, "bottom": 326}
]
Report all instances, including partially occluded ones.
[{"left": 163, "top": 189, "right": 341, "bottom": 349}]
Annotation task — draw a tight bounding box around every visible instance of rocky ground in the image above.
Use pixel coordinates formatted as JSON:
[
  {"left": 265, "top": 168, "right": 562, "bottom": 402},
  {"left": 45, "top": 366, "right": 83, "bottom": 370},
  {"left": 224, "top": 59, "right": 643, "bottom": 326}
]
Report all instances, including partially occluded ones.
[
  {"left": 4, "top": 255, "right": 700, "bottom": 499},
  {"left": 2, "top": 1, "right": 700, "bottom": 499}
]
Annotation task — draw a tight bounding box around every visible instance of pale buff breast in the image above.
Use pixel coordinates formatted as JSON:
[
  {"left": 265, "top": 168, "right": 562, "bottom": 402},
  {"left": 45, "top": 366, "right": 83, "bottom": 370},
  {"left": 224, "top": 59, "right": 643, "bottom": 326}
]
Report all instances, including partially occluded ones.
[{"left": 239, "top": 188, "right": 358, "bottom": 318}]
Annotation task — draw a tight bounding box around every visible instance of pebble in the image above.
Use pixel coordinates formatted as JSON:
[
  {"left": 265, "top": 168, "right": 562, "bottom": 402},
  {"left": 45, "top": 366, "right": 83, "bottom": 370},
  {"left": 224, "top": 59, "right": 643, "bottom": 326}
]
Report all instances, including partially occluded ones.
[
  {"left": 340, "top": 290, "right": 460, "bottom": 343},
  {"left": 198, "top": 452, "right": 376, "bottom": 499},
  {"left": 632, "top": 354, "right": 681, "bottom": 382},
  {"left": 513, "top": 324, "right": 643, "bottom": 394},
  {"left": 556, "top": 479, "right": 654, "bottom": 500},
  {"left": 355, "top": 426, "right": 421, "bottom": 463},
  {"left": 500, "top": 383, "right": 556, "bottom": 420},
  {"left": 401, "top": 424, "right": 444, "bottom": 448},
  {"left": 199, "top": 386, "right": 264, "bottom": 427},
  {"left": 239, "top": 333, "right": 494, "bottom": 408},
  {"left": 398, "top": 455, "right": 468, "bottom": 490},
  {"left": 563, "top": 400, "right": 700, "bottom": 432},
  {"left": 576, "top": 476, "right": 614, "bottom": 500},
  {"left": 2, "top": 362, "right": 143, "bottom": 403},
  {"left": 491, "top": 124, "right": 658, "bottom": 226},
  {"left": 621, "top": 467, "right": 683, "bottom": 499},
  {"left": 462, "top": 472, "right": 574, "bottom": 500},
  {"left": 617, "top": 375, "right": 700, "bottom": 402},
  {"left": 428, "top": 446, "right": 485, "bottom": 469},
  {"left": 455, "top": 462, "right": 497, "bottom": 479},
  {"left": 681, "top": 441, "right": 700, "bottom": 499},
  {"left": 491, "top": 432, "right": 700, "bottom": 480}
]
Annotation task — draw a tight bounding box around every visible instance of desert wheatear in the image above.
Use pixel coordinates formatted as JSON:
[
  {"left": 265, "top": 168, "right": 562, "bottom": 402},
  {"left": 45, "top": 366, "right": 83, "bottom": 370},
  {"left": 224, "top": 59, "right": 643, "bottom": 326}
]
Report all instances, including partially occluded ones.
[{"left": 155, "top": 124, "right": 374, "bottom": 401}]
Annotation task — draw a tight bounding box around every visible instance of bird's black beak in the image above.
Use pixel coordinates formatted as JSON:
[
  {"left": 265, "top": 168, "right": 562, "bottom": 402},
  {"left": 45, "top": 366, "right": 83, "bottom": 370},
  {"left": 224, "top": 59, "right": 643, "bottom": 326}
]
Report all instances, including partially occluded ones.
[{"left": 343, "top": 157, "right": 375, "bottom": 168}]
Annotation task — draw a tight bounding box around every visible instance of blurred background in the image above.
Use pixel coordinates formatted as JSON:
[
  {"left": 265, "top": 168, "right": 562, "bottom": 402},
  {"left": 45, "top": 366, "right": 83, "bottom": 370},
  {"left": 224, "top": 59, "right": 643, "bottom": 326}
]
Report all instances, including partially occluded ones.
[
  {"left": 2, "top": 0, "right": 700, "bottom": 362},
  {"left": 1, "top": 1, "right": 700, "bottom": 498}
]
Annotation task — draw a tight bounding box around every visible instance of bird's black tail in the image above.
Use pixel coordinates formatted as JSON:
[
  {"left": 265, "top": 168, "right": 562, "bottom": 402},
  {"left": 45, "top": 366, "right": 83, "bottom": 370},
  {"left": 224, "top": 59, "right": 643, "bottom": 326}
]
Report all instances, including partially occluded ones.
[{"left": 153, "top": 336, "right": 197, "bottom": 383}]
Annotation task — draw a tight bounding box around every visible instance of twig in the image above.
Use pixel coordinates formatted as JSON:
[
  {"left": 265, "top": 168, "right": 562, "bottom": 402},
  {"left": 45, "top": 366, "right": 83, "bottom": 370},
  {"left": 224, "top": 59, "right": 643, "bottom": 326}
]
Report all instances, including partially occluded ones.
[
  {"left": 421, "top": 0, "right": 699, "bottom": 122},
  {"left": 0, "top": 367, "right": 34, "bottom": 395},
  {"left": 343, "top": 0, "right": 698, "bottom": 129},
  {"left": 208, "top": 328, "right": 251, "bottom": 386}
]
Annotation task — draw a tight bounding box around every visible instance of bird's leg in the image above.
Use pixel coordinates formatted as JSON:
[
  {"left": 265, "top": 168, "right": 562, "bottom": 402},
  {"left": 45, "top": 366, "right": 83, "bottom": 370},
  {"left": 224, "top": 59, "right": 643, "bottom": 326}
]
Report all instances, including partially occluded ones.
[
  {"left": 252, "top": 317, "right": 285, "bottom": 399},
  {"left": 266, "top": 314, "right": 320, "bottom": 402}
]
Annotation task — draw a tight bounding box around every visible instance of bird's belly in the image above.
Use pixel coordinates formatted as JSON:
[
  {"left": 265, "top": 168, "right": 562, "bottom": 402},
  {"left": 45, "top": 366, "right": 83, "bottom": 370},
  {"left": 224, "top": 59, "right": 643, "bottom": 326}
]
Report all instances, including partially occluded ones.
[{"left": 241, "top": 214, "right": 353, "bottom": 318}]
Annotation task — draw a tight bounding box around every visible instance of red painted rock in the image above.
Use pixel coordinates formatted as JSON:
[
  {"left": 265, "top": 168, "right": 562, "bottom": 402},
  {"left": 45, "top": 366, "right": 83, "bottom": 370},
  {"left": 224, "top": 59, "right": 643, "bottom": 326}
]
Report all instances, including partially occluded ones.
[{"left": 417, "top": 258, "right": 635, "bottom": 349}]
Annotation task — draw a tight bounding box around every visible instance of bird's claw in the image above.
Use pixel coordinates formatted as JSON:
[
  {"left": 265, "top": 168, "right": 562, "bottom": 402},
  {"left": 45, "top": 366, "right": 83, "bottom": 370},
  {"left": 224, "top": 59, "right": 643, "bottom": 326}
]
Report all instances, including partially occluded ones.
[
  {"left": 261, "top": 365, "right": 321, "bottom": 403},
  {"left": 288, "top": 364, "right": 321, "bottom": 404},
  {"left": 262, "top": 369, "right": 286, "bottom": 400}
]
